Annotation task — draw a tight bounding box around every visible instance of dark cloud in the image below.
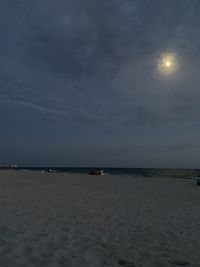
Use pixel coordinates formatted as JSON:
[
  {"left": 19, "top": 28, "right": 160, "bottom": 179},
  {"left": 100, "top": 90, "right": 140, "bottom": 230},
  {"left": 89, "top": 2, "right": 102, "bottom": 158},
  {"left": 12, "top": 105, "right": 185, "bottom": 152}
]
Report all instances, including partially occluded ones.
[{"left": 0, "top": 0, "right": 200, "bottom": 167}]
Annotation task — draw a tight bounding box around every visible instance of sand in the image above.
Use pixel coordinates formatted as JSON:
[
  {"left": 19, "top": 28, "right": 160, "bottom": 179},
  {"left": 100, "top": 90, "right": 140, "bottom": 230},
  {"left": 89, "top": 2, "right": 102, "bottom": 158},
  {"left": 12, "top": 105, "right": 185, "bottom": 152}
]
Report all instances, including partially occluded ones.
[{"left": 0, "top": 170, "right": 199, "bottom": 267}]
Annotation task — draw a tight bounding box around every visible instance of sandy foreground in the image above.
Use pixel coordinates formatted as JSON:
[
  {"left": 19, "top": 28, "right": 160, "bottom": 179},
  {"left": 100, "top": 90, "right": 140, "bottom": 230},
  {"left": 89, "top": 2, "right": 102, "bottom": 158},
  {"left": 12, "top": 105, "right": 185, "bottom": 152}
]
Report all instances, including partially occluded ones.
[{"left": 0, "top": 171, "right": 199, "bottom": 267}]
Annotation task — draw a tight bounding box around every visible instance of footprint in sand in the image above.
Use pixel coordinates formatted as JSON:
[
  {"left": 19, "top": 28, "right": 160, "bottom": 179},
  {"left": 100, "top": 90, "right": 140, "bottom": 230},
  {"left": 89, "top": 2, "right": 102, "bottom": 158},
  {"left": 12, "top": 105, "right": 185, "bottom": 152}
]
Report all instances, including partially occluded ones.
[{"left": 118, "top": 259, "right": 136, "bottom": 267}]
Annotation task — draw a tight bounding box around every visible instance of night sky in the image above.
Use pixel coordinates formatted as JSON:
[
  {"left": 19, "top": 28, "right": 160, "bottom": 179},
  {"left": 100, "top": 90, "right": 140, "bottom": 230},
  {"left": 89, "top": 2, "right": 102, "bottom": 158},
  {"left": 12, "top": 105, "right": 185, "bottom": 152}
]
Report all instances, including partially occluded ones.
[{"left": 0, "top": 0, "right": 200, "bottom": 168}]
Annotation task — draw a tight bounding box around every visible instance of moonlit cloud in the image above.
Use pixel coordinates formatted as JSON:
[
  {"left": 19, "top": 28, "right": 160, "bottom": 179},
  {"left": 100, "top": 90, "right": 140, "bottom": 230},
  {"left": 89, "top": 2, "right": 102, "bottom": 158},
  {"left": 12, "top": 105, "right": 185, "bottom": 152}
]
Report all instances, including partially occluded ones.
[{"left": 157, "top": 51, "right": 179, "bottom": 76}]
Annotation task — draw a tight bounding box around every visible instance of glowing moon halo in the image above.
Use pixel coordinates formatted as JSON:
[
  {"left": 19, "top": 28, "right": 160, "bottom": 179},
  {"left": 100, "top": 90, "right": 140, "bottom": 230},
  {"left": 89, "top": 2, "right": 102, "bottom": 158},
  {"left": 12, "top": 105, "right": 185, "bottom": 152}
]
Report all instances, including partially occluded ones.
[{"left": 157, "top": 52, "right": 178, "bottom": 75}]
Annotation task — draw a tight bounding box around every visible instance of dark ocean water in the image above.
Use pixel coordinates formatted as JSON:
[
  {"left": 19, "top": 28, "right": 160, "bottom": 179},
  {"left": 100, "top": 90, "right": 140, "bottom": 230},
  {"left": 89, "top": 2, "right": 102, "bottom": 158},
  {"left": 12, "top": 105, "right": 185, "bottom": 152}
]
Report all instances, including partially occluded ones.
[{"left": 2, "top": 167, "right": 200, "bottom": 179}]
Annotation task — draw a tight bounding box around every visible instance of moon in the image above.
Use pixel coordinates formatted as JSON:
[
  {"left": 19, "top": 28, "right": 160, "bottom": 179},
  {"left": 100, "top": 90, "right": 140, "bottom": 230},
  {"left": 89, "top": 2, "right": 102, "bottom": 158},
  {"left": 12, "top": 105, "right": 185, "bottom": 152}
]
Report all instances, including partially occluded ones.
[{"left": 157, "top": 52, "right": 178, "bottom": 75}]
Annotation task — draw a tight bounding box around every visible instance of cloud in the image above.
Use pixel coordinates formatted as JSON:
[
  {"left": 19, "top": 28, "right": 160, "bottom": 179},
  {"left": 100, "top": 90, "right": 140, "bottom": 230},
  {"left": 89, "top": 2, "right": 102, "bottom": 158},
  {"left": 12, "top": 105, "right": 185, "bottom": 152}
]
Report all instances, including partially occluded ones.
[
  {"left": 1, "top": 0, "right": 200, "bottom": 166},
  {"left": 3, "top": 99, "right": 69, "bottom": 117}
]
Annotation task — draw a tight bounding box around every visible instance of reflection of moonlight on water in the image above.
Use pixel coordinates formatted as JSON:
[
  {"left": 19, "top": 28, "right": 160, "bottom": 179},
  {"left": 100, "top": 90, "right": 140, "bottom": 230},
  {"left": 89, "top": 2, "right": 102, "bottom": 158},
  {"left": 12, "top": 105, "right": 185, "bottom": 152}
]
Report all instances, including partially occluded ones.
[{"left": 157, "top": 52, "right": 178, "bottom": 75}]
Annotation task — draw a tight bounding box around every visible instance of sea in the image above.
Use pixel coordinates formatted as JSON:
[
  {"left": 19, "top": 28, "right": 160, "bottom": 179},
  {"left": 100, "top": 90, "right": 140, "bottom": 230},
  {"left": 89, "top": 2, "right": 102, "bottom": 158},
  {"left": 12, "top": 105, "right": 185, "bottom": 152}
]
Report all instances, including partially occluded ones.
[{"left": 1, "top": 167, "right": 200, "bottom": 179}]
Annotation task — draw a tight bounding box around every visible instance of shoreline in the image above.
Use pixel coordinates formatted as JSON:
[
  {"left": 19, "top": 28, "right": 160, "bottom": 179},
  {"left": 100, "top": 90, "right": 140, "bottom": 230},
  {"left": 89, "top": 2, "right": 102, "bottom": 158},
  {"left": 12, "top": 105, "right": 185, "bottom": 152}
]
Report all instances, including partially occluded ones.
[{"left": 0, "top": 168, "right": 199, "bottom": 180}]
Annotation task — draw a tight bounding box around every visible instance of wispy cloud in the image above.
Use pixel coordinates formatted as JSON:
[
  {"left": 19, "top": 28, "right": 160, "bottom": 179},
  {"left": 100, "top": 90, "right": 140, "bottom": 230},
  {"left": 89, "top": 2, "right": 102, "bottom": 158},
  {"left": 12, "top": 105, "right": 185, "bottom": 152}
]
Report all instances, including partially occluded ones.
[{"left": 3, "top": 99, "right": 69, "bottom": 118}]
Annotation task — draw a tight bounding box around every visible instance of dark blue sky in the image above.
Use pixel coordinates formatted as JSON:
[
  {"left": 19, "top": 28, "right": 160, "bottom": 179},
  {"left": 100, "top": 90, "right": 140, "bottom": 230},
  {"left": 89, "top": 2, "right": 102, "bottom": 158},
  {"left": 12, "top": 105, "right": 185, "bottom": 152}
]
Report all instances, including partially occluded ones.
[{"left": 0, "top": 0, "right": 200, "bottom": 167}]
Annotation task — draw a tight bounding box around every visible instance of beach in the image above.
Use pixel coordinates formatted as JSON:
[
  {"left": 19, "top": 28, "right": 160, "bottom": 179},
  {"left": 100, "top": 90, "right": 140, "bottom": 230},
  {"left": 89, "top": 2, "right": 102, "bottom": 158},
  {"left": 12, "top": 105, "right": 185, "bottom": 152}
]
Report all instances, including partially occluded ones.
[{"left": 0, "top": 170, "right": 199, "bottom": 267}]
